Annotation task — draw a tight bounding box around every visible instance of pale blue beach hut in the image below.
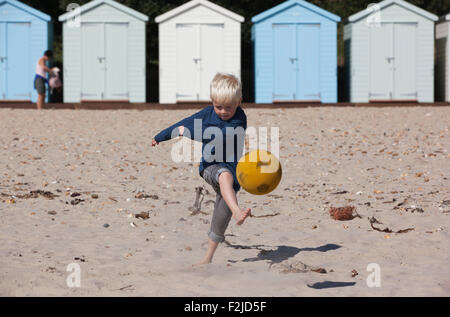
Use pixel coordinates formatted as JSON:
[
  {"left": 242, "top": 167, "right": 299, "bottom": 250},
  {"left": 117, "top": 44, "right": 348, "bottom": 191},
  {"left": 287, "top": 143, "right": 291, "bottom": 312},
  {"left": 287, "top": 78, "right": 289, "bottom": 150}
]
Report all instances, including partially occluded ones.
[
  {"left": 0, "top": 0, "right": 51, "bottom": 102},
  {"left": 344, "top": 0, "right": 438, "bottom": 103},
  {"left": 252, "top": 0, "right": 341, "bottom": 104}
]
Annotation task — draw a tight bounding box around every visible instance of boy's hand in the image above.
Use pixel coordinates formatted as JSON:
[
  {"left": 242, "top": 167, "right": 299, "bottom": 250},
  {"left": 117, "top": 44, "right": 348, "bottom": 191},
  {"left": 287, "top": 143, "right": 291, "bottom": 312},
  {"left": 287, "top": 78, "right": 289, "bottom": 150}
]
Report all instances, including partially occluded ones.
[{"left": 152, "top": 139, "right": 159, "bottom": 147}]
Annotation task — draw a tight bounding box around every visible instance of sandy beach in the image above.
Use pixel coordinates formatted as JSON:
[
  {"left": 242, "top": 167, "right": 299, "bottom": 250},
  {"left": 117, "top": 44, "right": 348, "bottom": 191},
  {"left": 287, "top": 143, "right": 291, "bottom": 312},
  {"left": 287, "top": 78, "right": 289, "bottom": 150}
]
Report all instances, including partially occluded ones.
[{"left": 0, "top": 106, "right": 449, "bottom": 296}]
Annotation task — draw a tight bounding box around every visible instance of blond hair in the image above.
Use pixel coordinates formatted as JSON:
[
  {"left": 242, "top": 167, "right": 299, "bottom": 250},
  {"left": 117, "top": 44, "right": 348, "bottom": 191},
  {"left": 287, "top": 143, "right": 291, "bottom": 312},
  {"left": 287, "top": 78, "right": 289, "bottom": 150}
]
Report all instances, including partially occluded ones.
[{"left": 210, "top": 73, "right": 242, "bottom": 105}]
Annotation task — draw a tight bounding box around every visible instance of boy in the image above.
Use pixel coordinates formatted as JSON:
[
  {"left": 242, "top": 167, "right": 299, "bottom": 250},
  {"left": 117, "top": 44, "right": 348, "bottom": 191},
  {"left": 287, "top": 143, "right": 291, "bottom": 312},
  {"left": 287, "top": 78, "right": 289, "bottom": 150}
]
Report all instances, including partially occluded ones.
[
  {"left": 34, "top": 50, "right": 54, "bottom": 110},
  {"left": 152, "top": 73, "right": 251, "bottom": 266}
]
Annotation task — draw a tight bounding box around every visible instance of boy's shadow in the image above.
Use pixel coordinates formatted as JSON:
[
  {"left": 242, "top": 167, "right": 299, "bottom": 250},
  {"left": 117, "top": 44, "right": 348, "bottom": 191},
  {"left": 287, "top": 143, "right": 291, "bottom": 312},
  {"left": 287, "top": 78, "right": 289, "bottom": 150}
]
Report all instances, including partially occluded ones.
[
  {"left": 224, "top": 242, "right": 341, "bottom": 265},
  {"left": 224, "top": 242, "right": 356, "bottom": 289},
  {"left": 307, "top": 281, "right": 356, "bottom": 289}
]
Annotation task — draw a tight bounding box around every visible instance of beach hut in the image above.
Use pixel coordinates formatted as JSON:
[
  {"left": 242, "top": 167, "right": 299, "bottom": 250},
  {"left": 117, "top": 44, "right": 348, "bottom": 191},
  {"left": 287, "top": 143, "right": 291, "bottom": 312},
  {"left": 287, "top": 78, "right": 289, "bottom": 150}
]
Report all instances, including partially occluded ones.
[
  {"left": 156, "top": 0, "right": 244, "bottom": 104},
  {"left": 344, "top": 0, "right": 438, "bottom": 103},
  {"left": 58, "top": 0, "right": 148, "bottom": 103},
  {"left": 251, "top": 0, "right": 341, "bottom": 104},
  {"left": 436, "top": 14, "right": 450, "bottom": 102},
  {"left": 0, "top": 0, "right": 51, "bottom": 102}
]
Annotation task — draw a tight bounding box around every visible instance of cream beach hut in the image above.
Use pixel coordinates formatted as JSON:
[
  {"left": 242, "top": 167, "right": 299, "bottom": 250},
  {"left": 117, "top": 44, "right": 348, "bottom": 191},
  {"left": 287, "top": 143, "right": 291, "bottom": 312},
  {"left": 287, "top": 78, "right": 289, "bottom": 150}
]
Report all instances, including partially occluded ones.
[{"left": 156, "top": 0, "right": 244, "bottom": 104}]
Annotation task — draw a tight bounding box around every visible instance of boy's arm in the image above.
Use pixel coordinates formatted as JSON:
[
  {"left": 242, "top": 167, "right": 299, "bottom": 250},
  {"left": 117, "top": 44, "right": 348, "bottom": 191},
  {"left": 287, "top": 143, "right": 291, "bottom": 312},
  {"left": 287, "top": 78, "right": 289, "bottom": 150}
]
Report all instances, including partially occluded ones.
[{"left": 153, "top": 107, "right": 208, "bottom": 144}]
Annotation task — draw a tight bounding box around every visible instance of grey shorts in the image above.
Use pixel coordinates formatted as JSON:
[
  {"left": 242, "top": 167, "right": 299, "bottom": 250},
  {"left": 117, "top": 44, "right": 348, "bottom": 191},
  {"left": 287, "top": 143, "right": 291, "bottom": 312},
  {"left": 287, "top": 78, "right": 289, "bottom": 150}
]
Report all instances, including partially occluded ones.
[
  {"left": 35, "top": 77, "right": 46, "bottom": 95},
  {"left": 201, "top": 165, "right": 234, "bottom": 243}
]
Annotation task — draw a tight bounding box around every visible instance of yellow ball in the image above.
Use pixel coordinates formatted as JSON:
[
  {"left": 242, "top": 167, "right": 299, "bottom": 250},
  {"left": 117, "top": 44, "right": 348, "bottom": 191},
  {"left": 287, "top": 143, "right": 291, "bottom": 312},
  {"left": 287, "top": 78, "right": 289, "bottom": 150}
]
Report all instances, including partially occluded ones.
[{"left": 236, "top": 149, "right": 282, "bottom": 195}]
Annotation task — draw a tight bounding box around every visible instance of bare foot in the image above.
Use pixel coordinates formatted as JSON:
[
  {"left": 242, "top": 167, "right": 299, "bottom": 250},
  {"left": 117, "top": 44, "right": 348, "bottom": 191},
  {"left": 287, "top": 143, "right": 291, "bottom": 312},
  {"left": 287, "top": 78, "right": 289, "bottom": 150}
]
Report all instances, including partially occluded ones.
[{"left": 233, "top": 208, "right": 252, "bottom": 225}]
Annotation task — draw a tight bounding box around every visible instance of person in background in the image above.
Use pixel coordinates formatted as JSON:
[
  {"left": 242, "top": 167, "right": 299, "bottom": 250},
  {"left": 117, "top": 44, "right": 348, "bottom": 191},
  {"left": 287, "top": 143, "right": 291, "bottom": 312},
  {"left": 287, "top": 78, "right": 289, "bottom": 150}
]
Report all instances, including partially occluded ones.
[{"left": 34, "top": 50, "right": 54, "bottom": 110}]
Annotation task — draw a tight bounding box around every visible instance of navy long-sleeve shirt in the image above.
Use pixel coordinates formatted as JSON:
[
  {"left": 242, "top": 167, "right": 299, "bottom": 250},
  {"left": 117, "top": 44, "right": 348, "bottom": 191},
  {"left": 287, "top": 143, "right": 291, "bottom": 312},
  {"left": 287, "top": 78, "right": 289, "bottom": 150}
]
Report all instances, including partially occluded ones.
[{"left": 154, "top": 106, "right": 247, "bottom": 192}]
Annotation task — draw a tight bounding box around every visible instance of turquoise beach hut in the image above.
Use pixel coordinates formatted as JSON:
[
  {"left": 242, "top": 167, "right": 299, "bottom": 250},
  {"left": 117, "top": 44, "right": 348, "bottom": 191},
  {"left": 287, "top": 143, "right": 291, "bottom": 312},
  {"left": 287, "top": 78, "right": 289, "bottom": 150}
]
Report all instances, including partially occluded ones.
[
  {"left": 0, "top": 0, "right": 51, "bottom": 102},
  {"left": 252, "top": 0, "right": 341, "bottom": 104}
]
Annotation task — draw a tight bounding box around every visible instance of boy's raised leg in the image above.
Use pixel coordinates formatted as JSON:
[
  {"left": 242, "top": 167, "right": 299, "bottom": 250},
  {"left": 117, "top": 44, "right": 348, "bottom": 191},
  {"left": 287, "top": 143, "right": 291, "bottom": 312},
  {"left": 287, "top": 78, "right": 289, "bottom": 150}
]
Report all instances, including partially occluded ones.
[{"left": 218, "top": 172, "right": 251, "bottom": 225}]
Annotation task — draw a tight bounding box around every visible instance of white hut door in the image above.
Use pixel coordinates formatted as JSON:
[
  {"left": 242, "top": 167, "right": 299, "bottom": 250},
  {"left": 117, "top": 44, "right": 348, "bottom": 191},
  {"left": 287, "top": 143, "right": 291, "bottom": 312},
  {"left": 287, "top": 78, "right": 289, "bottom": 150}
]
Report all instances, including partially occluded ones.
[
  {"left": 369, "top": 23, "right": 393, "bottom": 100},
  {"left": 81, "top": 23, "right": 104, "bottom": 100},
  {"left": 393, "top": 23, "right": 417, "bottom": 100},
  {"left": 199, "top": 24, "right": 224, "bottom": 101},
  {"left": 176, "top": 24, "right": 200, "bottom": 101},
  {"left": 104, "top": 23, "right": 128, "bottom": 100}
]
